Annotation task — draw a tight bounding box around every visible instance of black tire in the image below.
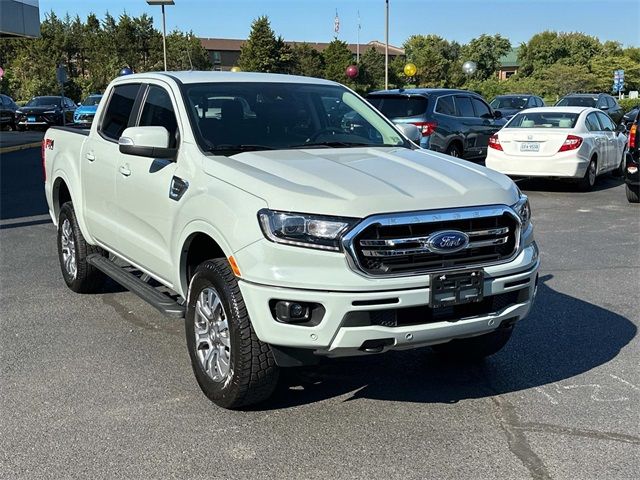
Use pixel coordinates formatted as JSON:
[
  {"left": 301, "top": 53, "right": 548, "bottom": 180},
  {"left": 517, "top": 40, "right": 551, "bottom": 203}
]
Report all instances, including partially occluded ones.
[
  {"left": 626, "top": 184, "right": 639, "bottom": 203},
  {"left": 185, "top": 259, "right": 279, "bottom": 409},
  {"left": 16, "top": 124, "right": 25, "bottom": 132},
  {"left": 57, "top": 202, "right": 106, "bottom": 293},
  {"left": 445, "top": 142, "right": 462, "bottom": 158},
  {"left": 431, "top": 327, "right": 514, "bottom": 361},
  {"left": 577, "top": 158, "right": 597, "bottom": 191}
]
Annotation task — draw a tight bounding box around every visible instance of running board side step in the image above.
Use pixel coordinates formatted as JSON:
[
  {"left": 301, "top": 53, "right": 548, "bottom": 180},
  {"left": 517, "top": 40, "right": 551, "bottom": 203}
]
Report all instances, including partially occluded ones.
[{"left": 87, "top": 254, "right": 185, "bottom": 318}]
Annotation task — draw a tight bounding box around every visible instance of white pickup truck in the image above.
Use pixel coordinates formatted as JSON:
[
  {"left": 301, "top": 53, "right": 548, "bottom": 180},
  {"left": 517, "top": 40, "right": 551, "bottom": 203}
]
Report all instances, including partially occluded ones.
[{"left": 44, "top": 71, "right": 539, "bottom": 408}]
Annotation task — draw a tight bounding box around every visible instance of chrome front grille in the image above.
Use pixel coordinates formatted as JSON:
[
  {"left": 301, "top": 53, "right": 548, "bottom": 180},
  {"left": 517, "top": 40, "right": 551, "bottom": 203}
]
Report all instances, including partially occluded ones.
[{"left": 343, "top": 205, "right": 521, "bottom": 277}]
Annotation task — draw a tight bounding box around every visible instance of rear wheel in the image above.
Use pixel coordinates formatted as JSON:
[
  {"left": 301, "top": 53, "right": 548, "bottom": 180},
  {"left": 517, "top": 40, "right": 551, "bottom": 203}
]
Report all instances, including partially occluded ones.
[
  {"left": 185, "top": 259, "right": 279, "bottom": 409},
  {"left": 445, "top": 142, "right": 462, "bottom": 158},
  {"left": 57, "top": 202, "right": 106, "bottom": 293},
  {"left": 431, "top": 327, "right": 514, "bottom": 361},
  {"left": 578, "top": 158, "right": 597, "bottom": 191},
  {"left": 626, "top": 184, "right": 639, "bottom": 203}
]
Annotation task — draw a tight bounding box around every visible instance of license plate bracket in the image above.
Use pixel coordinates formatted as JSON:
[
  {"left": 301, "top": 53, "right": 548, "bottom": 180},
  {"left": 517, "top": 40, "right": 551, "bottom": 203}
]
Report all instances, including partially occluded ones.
[
  {"left": 430, "top": 270, "right": 484, "bottom": 308},
  {"left": 28, "top": 116, "right": 36, "bottom": 122}
]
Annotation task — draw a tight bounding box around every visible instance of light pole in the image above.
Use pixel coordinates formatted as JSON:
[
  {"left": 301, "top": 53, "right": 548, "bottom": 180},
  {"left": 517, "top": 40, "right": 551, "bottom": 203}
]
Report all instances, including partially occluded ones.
[
  {"left": 385, "top": 0, "right": 389, "bottom": 90},
  {"left": 147, "top": 0, "right": 174, "bottom": 71}
]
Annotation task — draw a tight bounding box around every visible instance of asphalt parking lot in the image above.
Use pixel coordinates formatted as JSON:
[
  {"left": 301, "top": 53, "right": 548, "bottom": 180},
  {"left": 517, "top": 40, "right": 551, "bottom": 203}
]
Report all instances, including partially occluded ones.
[{"left": 1, "top": 146, "right": 638, "bottom": 480}]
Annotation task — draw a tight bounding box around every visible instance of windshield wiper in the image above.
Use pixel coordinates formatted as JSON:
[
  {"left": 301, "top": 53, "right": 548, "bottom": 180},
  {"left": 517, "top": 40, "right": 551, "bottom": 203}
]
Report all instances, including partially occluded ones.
[
  {"left": 207, "top": 144, "right": 276, "bottom": 153},
  {"left": 291, "top": 141, "right": 398, "bottom": 149}
]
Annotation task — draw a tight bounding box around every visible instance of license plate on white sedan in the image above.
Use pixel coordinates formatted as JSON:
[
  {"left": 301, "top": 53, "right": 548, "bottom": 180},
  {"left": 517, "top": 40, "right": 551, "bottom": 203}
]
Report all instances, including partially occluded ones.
[{"left": 520, "top": 142, "right": 540, "bottom": 152}]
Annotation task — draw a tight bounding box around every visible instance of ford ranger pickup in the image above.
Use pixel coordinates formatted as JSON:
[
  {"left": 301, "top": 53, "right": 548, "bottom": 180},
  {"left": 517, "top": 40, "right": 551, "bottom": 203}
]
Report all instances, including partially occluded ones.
[{"left": 43, "top": 71, "right": 539, "bottom": 409}]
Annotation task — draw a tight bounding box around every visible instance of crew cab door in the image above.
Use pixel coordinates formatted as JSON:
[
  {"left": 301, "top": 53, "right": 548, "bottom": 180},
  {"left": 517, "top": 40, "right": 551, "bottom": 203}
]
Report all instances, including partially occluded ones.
[
  {"left": 113, "top": 82, "right": 181, "bottom": 283},
  {"left": 82, "top": 83, "right": 142, "bottom": 249}
]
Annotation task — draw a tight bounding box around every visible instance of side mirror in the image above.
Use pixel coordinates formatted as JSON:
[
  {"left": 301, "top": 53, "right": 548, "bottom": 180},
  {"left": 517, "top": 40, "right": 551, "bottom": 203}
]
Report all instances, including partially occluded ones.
[
  {"left": 118, "top": 126, "right": 177, "bottom": 159},
  {"left": 395, "top": 123, "right": 422, "bottom": 144},
  {"left": 493, "top": 110, "right": 503, "bottom": 119},
  {"left": 77, "top": 102, "right": 82, "bottom": 107},
  {"left": 616, "top": 123, "right": 627, "bottom": 135}
]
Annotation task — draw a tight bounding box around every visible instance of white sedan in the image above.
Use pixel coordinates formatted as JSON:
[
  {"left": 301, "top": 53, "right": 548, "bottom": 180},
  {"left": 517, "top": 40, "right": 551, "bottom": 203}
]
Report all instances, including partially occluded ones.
[{"left": 485, "top": 107, "right": 627, "bottom": 190}]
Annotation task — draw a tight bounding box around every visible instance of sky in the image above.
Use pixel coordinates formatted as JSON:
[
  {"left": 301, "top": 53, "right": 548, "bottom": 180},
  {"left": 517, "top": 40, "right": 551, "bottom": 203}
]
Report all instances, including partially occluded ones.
[{"left": 39, "top": 0, "right": 640, "bottom": 48}]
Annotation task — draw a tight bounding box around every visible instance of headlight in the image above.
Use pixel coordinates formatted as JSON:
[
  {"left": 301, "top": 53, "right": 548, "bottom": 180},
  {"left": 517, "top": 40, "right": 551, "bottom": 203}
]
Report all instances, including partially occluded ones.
[
  {"left": 513, "top": 194, "right": 531, "bottom": 231},
  {"left": 258, "top": 209, "right": 357, "bottom": 251},
  {"left": 44, "top": 110, "right": 58, "bottom": 114},
  {"left": 16, "top": 110, "right": 24, "bottom": 115}
]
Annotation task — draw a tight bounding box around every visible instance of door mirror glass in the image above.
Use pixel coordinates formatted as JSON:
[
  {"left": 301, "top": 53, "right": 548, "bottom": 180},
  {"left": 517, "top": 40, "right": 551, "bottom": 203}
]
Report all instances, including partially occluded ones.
[
  {"left": 118, "top": 126, "right": 177, "bottom": 159},
  {"left": 394, "top": 123, "right": 422, "bottom": 144},
  {"left": 493, "top": 109, "right": 503, "bottom": 119}
]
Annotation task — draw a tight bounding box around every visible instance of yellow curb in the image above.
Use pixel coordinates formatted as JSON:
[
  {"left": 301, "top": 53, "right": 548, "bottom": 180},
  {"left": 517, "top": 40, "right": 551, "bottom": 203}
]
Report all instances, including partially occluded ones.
[{"left": 0, "top": 142, "right": 42, "bottom": 154}]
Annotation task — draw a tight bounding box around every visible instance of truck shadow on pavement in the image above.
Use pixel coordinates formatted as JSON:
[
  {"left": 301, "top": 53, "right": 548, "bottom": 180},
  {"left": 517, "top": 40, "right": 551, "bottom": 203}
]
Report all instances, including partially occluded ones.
[{"left": 260, "top": 275, "right": 636, "bottom": 409}]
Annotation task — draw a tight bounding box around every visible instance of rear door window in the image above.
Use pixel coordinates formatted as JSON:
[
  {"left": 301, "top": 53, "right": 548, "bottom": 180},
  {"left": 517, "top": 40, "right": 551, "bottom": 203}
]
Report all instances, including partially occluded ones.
[
  {"left": 435, "top": 95, "right": 455, "bottom": 115},
  {"left": 100, "top": 83, "right": 141, "bottom": 140},
  {"left": 454, "top": 95, "right": 475, "bottom": 117},
  {"left": 366, "top": 95, "right": 428, "bottom": 119},
  {"left": 585, "top": 113, "right": 602, "bottom": 132},
  {"left": 596, "top": 112, "right": 615, "bottom": 131}
]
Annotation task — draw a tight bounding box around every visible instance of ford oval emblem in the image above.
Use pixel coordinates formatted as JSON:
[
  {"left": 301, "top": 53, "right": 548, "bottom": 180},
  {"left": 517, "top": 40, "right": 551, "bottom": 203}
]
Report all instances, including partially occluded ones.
[{"left": 426, "top": 230, "right": 469, "bottom": 254}]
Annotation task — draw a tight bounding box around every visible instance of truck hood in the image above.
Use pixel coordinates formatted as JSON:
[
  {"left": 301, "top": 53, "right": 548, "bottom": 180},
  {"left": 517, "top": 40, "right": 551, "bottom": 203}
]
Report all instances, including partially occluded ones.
[{"left": 204, "top": 147, "right": 520, "bottom": 218}]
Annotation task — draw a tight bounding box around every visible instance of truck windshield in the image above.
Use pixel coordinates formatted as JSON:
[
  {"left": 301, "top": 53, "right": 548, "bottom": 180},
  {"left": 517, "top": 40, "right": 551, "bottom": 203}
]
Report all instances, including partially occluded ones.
[{"left": 183, "top": 82, "right": 408, "bottom": 152}]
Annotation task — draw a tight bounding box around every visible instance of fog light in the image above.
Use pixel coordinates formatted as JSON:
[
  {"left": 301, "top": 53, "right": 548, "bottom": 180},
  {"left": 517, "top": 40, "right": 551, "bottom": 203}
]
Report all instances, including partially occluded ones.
[
  {"left": 274, "top": 301, "right": 311, "bottom": 323},
  {"left": 627, "top": 165, "right": 638, "bottom": 174}
]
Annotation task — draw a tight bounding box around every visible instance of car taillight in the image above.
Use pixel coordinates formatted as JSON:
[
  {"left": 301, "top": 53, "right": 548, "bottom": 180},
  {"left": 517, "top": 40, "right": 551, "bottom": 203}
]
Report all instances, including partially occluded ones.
[
  {"left": 558, "top": 134, "right": 583, "bottom": 152},
  {"left": 411, "top": 121, "right": 437, "bottom": 136},
  {"left": 488, "top": 134, "right": 503, "bottom": 151},
  {"left": 41, "top": 139, "right": 46, "bottom": 182},
  {"left": 629, "top": 124, "right": 637, "bottom": 149}
]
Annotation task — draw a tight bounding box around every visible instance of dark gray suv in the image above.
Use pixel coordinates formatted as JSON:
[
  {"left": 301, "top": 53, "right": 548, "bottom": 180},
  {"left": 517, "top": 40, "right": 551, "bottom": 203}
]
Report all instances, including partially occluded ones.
[
  {"left": 366, "top": 88, "right": 505, "bottom": 161},
  {"left": 555, "top": 93, "right": 623, "bottom": 124}
]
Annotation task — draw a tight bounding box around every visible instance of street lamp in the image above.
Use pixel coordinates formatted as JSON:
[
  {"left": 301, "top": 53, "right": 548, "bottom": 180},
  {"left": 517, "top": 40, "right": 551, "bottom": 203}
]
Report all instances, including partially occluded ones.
[
  {"left": 146, "top": 0, "right": 174, "bottom": 71},
  {"left": 384, "top": 0, "right": 389, "bottom": 90}
]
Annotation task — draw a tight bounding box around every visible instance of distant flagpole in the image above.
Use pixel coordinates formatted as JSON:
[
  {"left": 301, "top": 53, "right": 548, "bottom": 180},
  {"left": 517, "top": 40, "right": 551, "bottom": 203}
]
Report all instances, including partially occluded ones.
[
  {"left": 357, "top": 10, "right": 361, "bottom": 62},
  {"left": 385, "top": 0, "right": 389, "bottom": 90},
  {"left": 334, "top": 9, "right": 340, "bottom": 39}
]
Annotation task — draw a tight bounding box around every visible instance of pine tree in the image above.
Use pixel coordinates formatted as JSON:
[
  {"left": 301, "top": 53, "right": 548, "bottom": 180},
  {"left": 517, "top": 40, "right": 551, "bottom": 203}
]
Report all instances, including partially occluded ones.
[
  {"left": 238, "top": 16, "right": 281, "bottom": 73},
  {"left": 290, "top": 43, "right": 324, "bottom": 78},
  {"left": 322, "top": 39, "right": 354, "bottom": 84}
]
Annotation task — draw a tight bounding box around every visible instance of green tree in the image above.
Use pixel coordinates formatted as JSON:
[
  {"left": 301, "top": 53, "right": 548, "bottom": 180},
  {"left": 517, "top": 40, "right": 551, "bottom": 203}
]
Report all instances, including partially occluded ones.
[
  {"left": 402, "top": 34, "right": 461, "bottom": 87},
  {"left": 238, "top": 16, "right": 284, "bottom": 73},
  {"left": 357, "top": 47, "right": 385, "bottom": 92},
  {"left": 461, "top": 34, "right": 511, "bottom": 81},
  {"left": 590, "top": 55, "right": 640, "bottom": 92},
  {"left": 322, "top": 39, "right": 354, "bottom": 84},
  {"left": 290, "top": 43, "right": 324, "bottom": 78}
]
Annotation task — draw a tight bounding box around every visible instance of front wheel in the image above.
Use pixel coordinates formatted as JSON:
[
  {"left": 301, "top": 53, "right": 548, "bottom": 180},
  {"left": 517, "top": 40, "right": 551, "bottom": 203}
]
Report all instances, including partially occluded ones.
[
  {"left": 627, "top": 184, "right": 639, "bottom": 203},
  {"left": 431, "top": 327, "right": 514, "bottom": 361},
  {"left": 445, "top": 143, "right": 462, "bottom": 158},
  {"left": 185, "top": 259, "right": 279, "bottom": 409}
]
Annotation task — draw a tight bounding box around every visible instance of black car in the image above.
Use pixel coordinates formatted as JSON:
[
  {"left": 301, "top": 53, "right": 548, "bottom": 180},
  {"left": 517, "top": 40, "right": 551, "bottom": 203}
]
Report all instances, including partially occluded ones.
[
  {"left": 366, "top": 88, "right": 505, "bottom": 160},
  {"left": 0, "top": 94, "right": 19, "bottom": 131},
  {"left": 555, "top": 93, "right": 624, "bottom": 124},
  {"left": 623, "top": 106, "right": 639, "bottom": 129},
  {"left": 15, "top": 96, "right": 76, "bottom": 130},
  {"left": 489, "top": 94, "right": 545, "bottom": 120},
  {"left": 624, "top": 108, "right": 639, "bottom": 203}
]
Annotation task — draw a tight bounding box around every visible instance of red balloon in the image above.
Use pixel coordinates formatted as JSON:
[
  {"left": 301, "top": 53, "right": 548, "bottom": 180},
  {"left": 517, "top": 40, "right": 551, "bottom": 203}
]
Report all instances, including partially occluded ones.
[{"left": 345, "top": 65, "right": 359, "bottom": 79}]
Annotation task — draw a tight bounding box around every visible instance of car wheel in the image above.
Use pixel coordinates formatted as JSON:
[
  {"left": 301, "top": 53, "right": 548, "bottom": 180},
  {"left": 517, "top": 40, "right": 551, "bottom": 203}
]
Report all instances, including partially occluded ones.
[
  {"left": 185, "top": 259, "right": 279, "bottom": 409},
  {"left": 578, "top": 158, "right": 597, "bottom": 191},
  {"left": 5, "top": 123, "right": 14, "bottom": 132},
  {"left": 626, "top": 184, "right": 639, "bottom": 203},
  {"left": 16, "top": 125, "right": 25, "bottom": 132},
  {"left": 431, "top": 326, "right": 514, "bottom": 360},
  {"left": 57, "top": 202, "right": 106, "bottom": 293},
  {"left": 445, "top": 143, "right": 462, "bottom": 158}
]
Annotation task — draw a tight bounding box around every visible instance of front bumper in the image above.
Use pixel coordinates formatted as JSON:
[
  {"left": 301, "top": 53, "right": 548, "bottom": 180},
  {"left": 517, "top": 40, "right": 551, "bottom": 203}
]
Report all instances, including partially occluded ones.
[{"left": 238, "top": 242, "right": 539, "bottom": 357}]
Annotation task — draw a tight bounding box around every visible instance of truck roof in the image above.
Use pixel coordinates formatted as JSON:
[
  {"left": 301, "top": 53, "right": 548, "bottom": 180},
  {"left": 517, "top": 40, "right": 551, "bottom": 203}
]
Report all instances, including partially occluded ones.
[{"left": 112, "top": 70, "right": 338, "bottom": 86}]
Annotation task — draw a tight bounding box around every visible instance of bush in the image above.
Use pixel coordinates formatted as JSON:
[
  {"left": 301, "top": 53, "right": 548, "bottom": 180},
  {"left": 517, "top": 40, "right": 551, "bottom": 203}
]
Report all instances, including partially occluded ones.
[{"left": 619, "top": 97, "right": 640, "bottom": 113}]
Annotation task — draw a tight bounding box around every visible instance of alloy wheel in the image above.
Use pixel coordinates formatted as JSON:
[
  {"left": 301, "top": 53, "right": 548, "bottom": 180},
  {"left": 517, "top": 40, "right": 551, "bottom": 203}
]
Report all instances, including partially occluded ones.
[{"left": 194, "top": 287, "right": 231, "bottom": 383}]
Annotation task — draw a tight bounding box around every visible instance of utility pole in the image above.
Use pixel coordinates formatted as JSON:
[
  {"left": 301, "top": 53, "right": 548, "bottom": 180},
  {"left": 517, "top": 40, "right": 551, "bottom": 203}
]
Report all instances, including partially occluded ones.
[
  {"left": 147, "top": 0, "right": 174, "bottom": 71},
  {"left": 385, "top": 0, "right": 389, "bottom": 90}
]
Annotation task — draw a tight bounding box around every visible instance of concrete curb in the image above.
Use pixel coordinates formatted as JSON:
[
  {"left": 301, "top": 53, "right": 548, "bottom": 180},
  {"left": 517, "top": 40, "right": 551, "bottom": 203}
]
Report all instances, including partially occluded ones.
[{"left": 0, "top": 142, "right": 42, "bottom": 154}]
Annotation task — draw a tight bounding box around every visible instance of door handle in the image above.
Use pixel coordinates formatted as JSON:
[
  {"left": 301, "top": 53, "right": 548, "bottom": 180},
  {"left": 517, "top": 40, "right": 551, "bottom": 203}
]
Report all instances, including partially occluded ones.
[
  {"left": 86, "top": 152, "right": 95, "bottom": 161},
  {"left": 119, "top": 164, "right": 131, "bottom": 177}
]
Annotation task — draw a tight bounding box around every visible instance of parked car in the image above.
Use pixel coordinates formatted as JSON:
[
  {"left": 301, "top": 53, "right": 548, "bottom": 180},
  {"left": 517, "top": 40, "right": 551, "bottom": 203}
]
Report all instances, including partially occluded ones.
[
  {"left": 622, "top": 106, "right": 639, "bottom": 130},
  {"left": 16, "top": 96, "right": 76, "bottom": 130},
  {"left": 0, "top": 94, "right": 19, "bottom": 130},
  {"left": 486, "top": 107, "right": 627, "bottom": 191},
  {"left": 43, "top": 71, "right": 539, "bottom": 409},
  {"left": 489, "top": 94, "right": 545, "bottom": 120},
  {"left": 366, "top": 88, "right": 506, "bottom": 160},
  {"left": 624, "top": 107, "right": 639, "bottom": 203},
  {"left": 73, "top": 93, "right": 103, "bottom": 125},
  {"left": 555, "top": 93, "right": 624, "bottom": 124}
]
